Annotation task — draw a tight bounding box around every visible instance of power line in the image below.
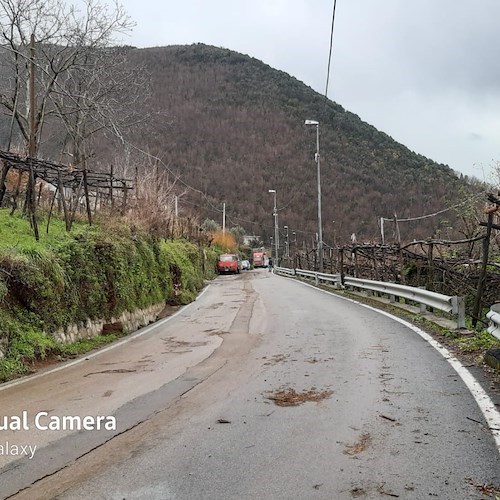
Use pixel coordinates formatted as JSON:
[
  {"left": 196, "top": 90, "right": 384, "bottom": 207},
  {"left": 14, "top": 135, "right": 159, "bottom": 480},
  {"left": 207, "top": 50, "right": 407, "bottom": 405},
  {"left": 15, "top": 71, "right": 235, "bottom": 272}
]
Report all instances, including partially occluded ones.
[
  {"left": 325, "top": 0, "right": 338, "bottom": 98},
  {"left": 380, "top": 193, "right": 484, "bottom": 223}
]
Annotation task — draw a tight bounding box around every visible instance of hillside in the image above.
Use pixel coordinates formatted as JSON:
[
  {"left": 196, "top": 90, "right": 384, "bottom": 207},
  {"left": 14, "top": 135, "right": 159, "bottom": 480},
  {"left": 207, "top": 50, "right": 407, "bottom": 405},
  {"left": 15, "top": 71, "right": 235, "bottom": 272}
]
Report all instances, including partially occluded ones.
[
  {"left": 0, "top": 209, "right": 221, "bottom": 381},
  {"left": 0, "top": 43, "right": 477, "bottom": 245},
  {"left": 120, "top": 44, "right": 474, "bottom": 245}
]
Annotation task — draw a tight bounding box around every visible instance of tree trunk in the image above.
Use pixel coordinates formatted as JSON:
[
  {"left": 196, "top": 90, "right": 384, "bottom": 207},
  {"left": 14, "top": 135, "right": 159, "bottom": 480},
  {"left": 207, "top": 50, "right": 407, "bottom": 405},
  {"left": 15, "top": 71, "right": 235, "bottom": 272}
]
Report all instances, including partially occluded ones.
[
  {"left": 0, "top": 162, "right": 11, "bottom": 206},
  {"left": 472, "top": 212, "right": 493, "bottom": 327}
]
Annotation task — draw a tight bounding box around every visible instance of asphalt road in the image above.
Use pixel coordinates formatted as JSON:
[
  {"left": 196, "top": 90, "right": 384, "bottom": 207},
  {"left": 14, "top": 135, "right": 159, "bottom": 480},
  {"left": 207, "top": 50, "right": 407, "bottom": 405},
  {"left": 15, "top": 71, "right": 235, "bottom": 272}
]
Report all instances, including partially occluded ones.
[{"left": 2, "top": 270, "right": 500, "bottom": 499}]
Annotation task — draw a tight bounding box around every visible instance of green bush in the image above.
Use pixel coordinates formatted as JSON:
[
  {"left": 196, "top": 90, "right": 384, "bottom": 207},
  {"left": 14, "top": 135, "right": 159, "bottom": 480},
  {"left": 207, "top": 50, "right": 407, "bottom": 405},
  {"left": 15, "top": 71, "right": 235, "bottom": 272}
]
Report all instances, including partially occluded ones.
[
  {"left": 0, "top": 358, "right": 27, "bottom": 382},
  {"left": 0, "top": 209, "right": 219, "bottom": 382}
]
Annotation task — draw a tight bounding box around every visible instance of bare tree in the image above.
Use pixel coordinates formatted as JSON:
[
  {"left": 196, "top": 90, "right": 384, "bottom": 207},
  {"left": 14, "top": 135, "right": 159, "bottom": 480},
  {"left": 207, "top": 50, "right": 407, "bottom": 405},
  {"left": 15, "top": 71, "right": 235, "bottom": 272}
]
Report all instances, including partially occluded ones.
[
  {"left": 114, "top": 150, "right": 183, "bottom": 238},
  {"left": 0, "top": 0, "right": 135, "bottom": 157},
  {"left": 50, "top": 45, "right": 148, "bottom": 166}
]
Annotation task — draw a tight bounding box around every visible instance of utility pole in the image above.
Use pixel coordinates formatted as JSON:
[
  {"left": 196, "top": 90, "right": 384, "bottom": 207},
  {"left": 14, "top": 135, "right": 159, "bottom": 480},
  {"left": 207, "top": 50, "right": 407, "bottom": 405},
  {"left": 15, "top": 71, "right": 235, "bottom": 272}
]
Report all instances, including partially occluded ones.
[
  {"left": 394, "top": 213, "right": 401, "bottom": 244},
  {"left": 269, "top": 190, "right": 279, "bottom": 265},
  {"left": 284, "top": 225, "right": 289, "bottom": 258},
  {"left": 222, "top": 202, "right": 226, "bottom": 234}
]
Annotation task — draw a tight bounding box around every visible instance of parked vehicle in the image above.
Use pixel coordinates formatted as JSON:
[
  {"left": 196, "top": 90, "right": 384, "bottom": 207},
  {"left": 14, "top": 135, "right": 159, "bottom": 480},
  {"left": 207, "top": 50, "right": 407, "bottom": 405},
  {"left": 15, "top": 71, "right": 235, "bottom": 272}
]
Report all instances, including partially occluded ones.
[
  {"left": 241, "top": 260, "right": 250, "bottom": 270},
  {"left": 217, "top": 254, "right": 241, "bottom": 274},
  {"left": 252, "top": 250, "right": 266, "bottom": 268}
]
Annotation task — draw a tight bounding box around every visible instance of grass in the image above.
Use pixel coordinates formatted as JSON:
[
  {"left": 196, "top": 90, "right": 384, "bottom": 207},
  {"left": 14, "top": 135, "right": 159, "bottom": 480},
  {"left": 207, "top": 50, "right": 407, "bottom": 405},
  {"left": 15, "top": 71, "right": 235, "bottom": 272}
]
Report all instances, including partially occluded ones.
[
  {"left": 453, "top": 330, "right": 500, "bottom": 353},
  {"left": 0, "top": 209, "right": 220, "bottom": 382},
  {"left": 54, "top": 332, "right": 123, "bottom": 358},
  {"left": 0, "top": 208, "right": 89, "bottom": 251}
]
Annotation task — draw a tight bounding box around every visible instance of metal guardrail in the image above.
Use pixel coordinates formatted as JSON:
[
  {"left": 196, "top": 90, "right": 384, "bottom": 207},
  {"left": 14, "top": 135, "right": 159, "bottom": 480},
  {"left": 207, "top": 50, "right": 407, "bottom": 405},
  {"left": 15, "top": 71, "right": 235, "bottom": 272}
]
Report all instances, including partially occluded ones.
[
  {"left": 294, "top": 268, "right": 341, "bottom": 287},
  {"left": 344, "top": 276, "right": 463, "bottom": 315},
  {"left": 296, "top": 268, "right": 316, "bottom": 279},
  {"left": 274, "top": 267, "right": 466, "bottom": 330},
  {"left": 274, "top": 266, "right": 295, "bottom": 276},
  {"left": 487, "top": 304, "right": 500, "bottom": 340}
]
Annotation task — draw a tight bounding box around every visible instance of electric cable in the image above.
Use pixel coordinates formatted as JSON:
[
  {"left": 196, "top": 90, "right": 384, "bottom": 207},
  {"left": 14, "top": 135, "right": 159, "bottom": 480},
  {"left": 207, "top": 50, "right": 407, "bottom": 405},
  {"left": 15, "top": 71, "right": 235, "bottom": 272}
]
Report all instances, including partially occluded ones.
[
  {"left": 325, "top": 0, "right": 338, "bottom": 98},
  {"left": 380, "top": 193, "right": 484, "bottom": 223}
]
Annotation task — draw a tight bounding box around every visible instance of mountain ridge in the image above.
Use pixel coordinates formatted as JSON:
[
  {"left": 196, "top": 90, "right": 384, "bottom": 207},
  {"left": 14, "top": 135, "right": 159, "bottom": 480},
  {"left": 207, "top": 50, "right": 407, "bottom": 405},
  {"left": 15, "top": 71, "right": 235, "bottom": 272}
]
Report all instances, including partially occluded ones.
[
  {"left": 0, "top": 42, "right": 476, "bottom": 245},
  {"left": 122, "top": 43, "right": 471, "bottom": 244}
]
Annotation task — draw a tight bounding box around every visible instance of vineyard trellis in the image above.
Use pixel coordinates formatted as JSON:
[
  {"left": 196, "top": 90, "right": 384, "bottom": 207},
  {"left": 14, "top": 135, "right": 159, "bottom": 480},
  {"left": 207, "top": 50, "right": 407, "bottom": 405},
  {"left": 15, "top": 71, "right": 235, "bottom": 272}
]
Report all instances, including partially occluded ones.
[
  {"left": 0, "top": 149, "right": 210, "bottom": 246},
  {"left": 0, "top": 149, "right": 134, "bottom": 234},
  {"left": 284, "top": 194, "right": 500, "bottom": 325}
]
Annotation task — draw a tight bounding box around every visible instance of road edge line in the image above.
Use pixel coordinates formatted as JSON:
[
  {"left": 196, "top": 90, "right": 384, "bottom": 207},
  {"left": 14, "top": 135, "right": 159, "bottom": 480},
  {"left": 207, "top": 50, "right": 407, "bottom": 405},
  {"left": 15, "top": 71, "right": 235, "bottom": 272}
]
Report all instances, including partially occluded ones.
[
  {"left": 284, "top": 276, "right": 500, "bottom": 454},
  {"left": 0, "top": 284, "right": 212, "bottom": 392}
]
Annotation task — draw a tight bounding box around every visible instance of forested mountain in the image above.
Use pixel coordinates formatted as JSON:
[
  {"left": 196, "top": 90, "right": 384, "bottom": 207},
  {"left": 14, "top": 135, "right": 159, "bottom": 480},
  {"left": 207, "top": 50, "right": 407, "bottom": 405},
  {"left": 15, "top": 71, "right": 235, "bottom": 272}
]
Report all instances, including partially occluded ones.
[
  {"left": 122, "top": 44, "right": 475, "bottom": 245},
  {"left": 1, "top": 43, "right": 477, "bottom": 245}
]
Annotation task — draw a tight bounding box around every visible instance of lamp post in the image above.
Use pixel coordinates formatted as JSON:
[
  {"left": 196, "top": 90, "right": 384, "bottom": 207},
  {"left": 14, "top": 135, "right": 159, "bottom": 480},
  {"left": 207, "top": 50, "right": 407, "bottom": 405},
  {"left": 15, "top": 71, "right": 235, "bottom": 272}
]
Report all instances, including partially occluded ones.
[
  {"left": 269, "top": 189, "right": 279, "bottom": 265},
  {"left": 305, "top": 119, "right": 323, "bottom": 272}
]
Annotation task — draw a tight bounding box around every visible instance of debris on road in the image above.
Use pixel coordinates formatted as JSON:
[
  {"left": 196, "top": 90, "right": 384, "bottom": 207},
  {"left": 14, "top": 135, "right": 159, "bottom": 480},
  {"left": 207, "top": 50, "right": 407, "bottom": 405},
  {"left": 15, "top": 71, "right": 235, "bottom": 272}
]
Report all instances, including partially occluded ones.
[
  {"left": 343, "top": 433, "right": 371, "bottom": 456},
  {"left": 262, "top": 354, "right": 289, "bottom": 365},
  {"left": 379, "top": 414, "right": 397, "bottom": 422},
  {"left": 377, "top": 482, "right": 400, "bottom": 497},
  {"left": 466, "top": 478, "right": 500, "bottom": 496},
  {"left": 83, "top": 368, "right": 137, "bottom": 377},
  {"left": 266, "top": 388, "right": 333, "bottom": 407}
]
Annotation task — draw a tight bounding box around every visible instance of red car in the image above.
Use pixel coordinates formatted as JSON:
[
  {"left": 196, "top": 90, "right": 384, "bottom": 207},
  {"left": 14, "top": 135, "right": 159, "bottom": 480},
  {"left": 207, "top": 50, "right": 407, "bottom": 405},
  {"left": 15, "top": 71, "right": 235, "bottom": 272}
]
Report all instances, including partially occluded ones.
[{"left": 217, "top": 254, "right": 241, "bottom": 274}]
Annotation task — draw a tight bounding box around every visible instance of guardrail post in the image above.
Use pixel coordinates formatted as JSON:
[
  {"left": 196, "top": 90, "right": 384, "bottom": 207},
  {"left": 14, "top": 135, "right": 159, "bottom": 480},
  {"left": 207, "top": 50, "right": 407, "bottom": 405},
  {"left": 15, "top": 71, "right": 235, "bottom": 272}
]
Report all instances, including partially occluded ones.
[
  {"left": 418, "top": 287, "right": 426, "bottom": 314},
  {"left": 335, "top": 275, "right": 341, "bottom": 289},
  {"left": 456, "top": 296, "right": 466, "bottom": 330},
  {"left": 315, "top": 273, "right": 319, "bottom": 286},
  {"left": 339, "top": 248, "right": 345, "bottom": 287},
  {"left": 390, "top": 294, "right": 396, "bottom": 304}
]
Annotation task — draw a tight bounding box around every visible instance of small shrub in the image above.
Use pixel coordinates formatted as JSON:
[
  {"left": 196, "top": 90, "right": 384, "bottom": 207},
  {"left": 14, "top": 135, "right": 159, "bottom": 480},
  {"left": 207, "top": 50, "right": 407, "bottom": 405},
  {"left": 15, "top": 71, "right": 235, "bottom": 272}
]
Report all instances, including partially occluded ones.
[
  {"left": 0, "top": 358, "right": 28, "bottom": 382},
  {"left": 453, "top": 331, "right": 500, "bottom": 353}
]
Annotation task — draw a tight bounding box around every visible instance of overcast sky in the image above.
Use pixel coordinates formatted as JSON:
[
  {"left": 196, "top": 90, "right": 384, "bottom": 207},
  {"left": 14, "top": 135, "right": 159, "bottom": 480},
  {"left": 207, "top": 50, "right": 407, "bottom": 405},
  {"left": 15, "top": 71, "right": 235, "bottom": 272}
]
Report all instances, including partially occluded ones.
[{"left": 112, "top": 0, "right": 500, "bottom": 181}]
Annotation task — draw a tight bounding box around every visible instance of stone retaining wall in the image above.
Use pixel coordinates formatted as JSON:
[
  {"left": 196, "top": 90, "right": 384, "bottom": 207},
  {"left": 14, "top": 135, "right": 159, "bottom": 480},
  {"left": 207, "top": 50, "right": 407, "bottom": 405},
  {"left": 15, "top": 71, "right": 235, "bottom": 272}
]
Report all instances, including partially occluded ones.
[{"left": 51, "top": 302, "right": 166, "bottom": 344}]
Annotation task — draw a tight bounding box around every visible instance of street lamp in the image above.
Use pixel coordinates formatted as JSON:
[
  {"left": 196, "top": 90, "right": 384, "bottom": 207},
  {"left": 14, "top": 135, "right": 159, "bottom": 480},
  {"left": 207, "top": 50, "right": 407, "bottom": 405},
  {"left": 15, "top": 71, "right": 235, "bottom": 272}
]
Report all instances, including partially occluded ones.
[
  {"left": 305, "top": 119, "right": 323, "bottom": 272},
  {"left": 268, "top": 189, "right": 279, "bottom": 264}
]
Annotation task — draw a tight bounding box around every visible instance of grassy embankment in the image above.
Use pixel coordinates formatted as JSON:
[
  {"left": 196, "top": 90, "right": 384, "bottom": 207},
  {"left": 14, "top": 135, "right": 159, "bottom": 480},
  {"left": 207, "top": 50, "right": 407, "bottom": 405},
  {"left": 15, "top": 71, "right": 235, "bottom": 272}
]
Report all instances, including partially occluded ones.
[{"left": 0, "top": 209, "right": 221, "bottom": 382}]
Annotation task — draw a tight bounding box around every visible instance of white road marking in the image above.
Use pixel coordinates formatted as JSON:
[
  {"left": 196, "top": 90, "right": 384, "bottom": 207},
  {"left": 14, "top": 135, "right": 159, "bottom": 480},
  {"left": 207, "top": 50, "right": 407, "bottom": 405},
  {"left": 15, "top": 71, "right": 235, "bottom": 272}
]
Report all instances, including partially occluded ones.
[
  {"left": 288, "top": 277, "right": 500, "bottom": 454},
  {"left": 0, "top": 285, "right": 212, "bottom": 392}
]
